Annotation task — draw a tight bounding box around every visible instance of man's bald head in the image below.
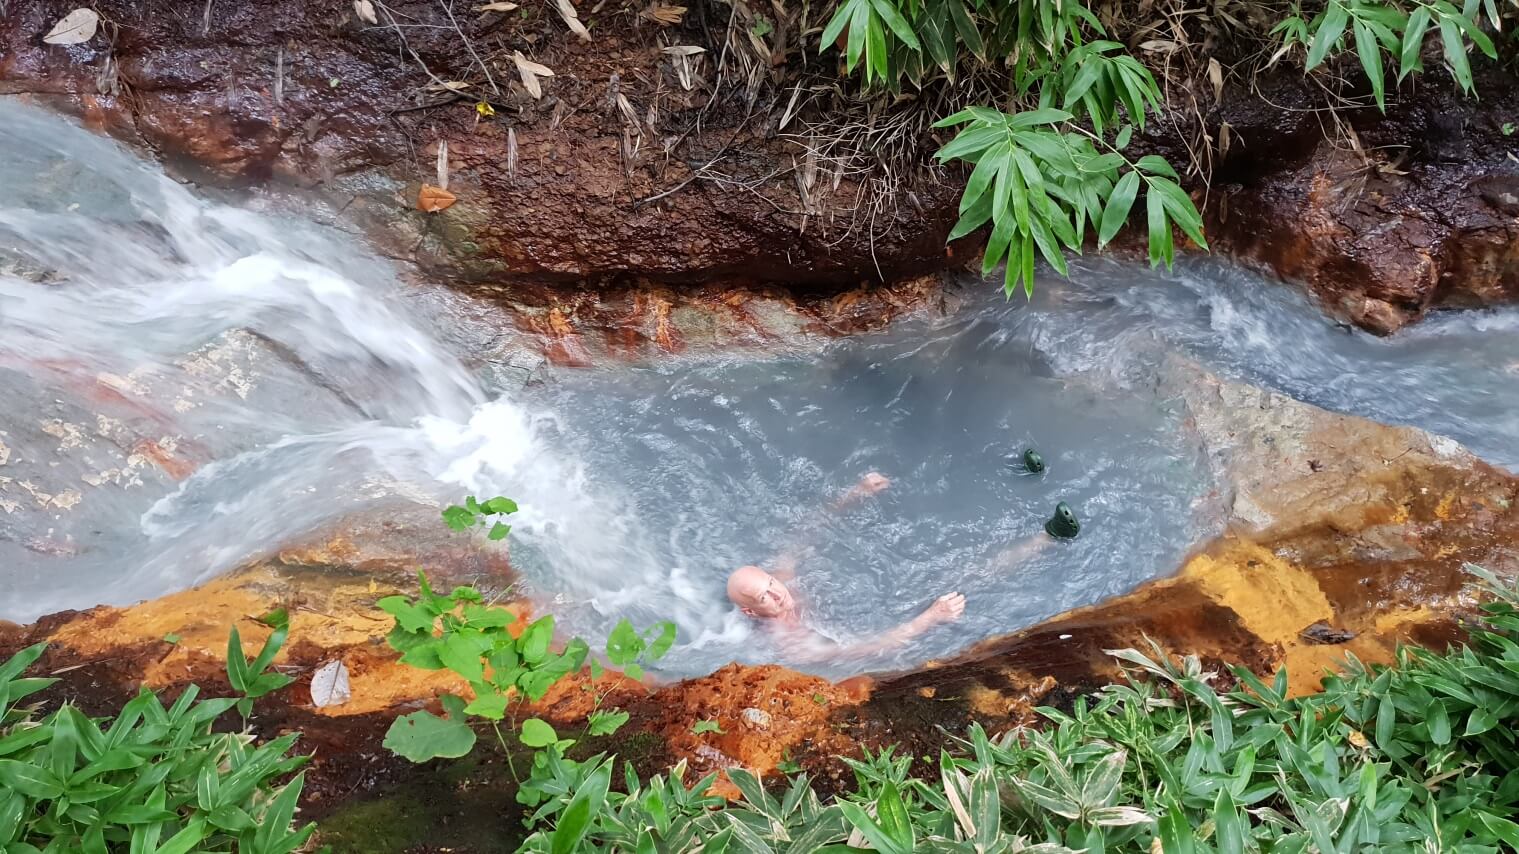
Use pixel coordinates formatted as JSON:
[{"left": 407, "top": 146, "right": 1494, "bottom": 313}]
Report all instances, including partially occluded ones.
[{"left": 727, "top": 565, "right": 795, "bottom": 619}]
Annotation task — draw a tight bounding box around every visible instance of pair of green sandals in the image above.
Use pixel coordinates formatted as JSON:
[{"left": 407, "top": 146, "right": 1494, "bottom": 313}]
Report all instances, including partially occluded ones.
[{"left": 1020, "top": 449, "right": 1081, "bottom": 540}]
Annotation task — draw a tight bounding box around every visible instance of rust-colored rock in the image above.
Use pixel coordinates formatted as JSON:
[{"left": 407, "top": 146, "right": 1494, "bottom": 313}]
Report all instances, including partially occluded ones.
[{"left": 1203, "top": 75, "right": 1519, "bottom": 334}]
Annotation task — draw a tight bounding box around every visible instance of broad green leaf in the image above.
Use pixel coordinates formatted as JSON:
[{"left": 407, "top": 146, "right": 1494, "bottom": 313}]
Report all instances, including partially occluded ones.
[
  {"left": 588, "top": 709, "right": 629, "bottom": 736},
  {"left": 487, "top": 522, "right": 511, "bottom": 541},
  {"left": 521, "top": 616, "right": 555, "bottom": 665},
  {"left": 482, "top": 496, "right": 518, "bottom": 514},
  {"left": 464, "top": 687, "right": 508, "bottom": 720},
  {"left": 606, "top": 619, "right": 642, "bottom": 666},
  {"left": 521, "top": 717, "right": 560, "bottom": 747},
  {"left": 383, "top": 706, "right": 477, "bottom": 762},
  {"left": 646, "top": 621, "right": 677, "bottom": 661}
]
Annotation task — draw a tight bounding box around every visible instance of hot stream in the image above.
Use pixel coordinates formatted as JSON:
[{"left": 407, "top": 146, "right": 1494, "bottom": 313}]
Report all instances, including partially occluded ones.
[{"left": 2, "top": 102, "right": 1514, "bottom": 677}]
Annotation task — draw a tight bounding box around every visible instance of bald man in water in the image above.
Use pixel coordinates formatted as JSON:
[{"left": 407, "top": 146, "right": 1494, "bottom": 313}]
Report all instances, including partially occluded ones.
[{"left": 727, "top": 472, "right": 1047, "bottom": 662}]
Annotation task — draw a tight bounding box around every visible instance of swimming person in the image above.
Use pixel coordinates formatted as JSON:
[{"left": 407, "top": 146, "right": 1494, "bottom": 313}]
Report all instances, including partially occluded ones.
[{"left": 725, "top": 472, "right": 1055, "bottom": 662}]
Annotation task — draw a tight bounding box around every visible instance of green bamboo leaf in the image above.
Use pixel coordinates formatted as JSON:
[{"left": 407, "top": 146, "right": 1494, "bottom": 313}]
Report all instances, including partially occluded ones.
[
  {"left": 846, "top": 0, "right": 869, "bottom": 72},
  {"left": 947, "top": 0, "right": 983, "bottom": 59},
  {"left": 960, "top": 149, "right": 1007, "bottom": 214},
  {"left": 1353, "top": 20, "right": 1386, "bottom": 110},
  {"left": 838, "top": 801, "right": 910, "bottom": 854},
  {"left": 1438, "top": 17, "right": 1474, "bottom": 93},
  {"left": 866, "top": 12, "right": 888, "bottom": 82},
  {"left": 869, "top": 0, "right": 921, "bottom": 50},
  {"left": 1098, "top": 170, "right": 1140, "bottom": 247},
  {"left": 551, "top": 762, "right": 611, "bottom": 854},
  {"left": 1429, "top": 699, "right": 1451, "bottom": 745},
  {"left": 819, "top": 2, "right": 851, "bottom": 53},
  {"left": 1307, "top": 2, "right": 1351, "bottom": 69}
]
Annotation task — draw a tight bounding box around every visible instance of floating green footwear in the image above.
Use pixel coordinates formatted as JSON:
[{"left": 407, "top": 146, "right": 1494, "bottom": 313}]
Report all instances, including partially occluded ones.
[
  {"left": 1022, "top": 448, "right": 1045, "bottom": 474},
  {"left": 1045, "top": 501, "right": 1080, "bottom": 539}
]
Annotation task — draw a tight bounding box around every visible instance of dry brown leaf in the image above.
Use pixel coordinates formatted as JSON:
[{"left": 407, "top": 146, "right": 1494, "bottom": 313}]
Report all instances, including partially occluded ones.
[
  {"left": 43, "top": 8, "right": 100, "bottom": 45},
  {"left": 512, "top": 51, "right": 554, "bottom": 99},
  {"left": 353, "top": 0, "right": 379, "bottom": 24},
  {"left": 1207, "top": 57, "right": 1224, "bottom": 103},
  {"left": 436, "top": 140, "right": 450, "bottom": 190},
  {"left": 1138, "top": 39, "right": 1180, "bottom": 53},
  {"left": 474, "top": 1, "right": 520, "bottom": 9},
  {"left": 440, "top": 80, "right": 472, "bottom": 91},
  {"left": 553, "top": 0, "right": 592, "bottom": 41},
  {"left": 418, "top": 184, "right": 457, "bottom": 213},
  {"left": 616, "top": 93, "right": 640, "bottom": 130},
  {"left": 642, "top": 3, "right": 686, "bottom": 25},
  {"left": 661, "top": 45, "right": 705, "bottom": 56},
  {"left": 1218, "top": 121, "right": 1232, "bottom": 159}
]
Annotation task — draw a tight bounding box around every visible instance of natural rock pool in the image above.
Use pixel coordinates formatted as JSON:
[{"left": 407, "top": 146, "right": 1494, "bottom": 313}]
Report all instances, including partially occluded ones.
[{"left": 3, "top": 101, "right": 1516, "bottom": 678}]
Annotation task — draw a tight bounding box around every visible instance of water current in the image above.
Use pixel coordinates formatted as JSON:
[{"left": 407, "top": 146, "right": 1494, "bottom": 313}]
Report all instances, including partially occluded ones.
[{"left": 2, "top": 101, "right": 1515, "bottom": 677}]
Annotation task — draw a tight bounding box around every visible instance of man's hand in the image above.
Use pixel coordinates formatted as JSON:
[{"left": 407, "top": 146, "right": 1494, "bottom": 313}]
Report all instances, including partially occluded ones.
[{"left": 918, "top": 592, "right": 966, "bottom": 627}]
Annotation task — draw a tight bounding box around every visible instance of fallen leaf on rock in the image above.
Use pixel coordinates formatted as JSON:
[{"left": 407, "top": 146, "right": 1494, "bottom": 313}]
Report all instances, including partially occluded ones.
[
  {"left": 474, "top": 1, "right": 519, "bottom": 10},
  {"left": 643, "top": 2, "right": 686, "bottom": 25},
  {"left": 512, "top": 51, "right": 554, "bottom": 99},
  {"left": 43, "top": 8, "right": 100, "bottom": 45},
  {"left": 661, "top": 45, "right": 706, "bottom": 56},
  {"left": 553, "top": 0, "right": 592, "bottom": 41},
  {"left": 417, "top": 184, "right": 457, "bottom": 212},
  {"left": 311, "top": 659, "right": 352, "bottom": 708},
  {"left": 353, "top": 0, "right": 378, "bottom": 24}
]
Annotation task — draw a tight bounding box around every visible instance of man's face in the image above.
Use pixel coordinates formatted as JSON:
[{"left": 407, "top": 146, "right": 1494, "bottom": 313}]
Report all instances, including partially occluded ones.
[{"left": 729, "top": 566, "right": 795, "bottom": 619}]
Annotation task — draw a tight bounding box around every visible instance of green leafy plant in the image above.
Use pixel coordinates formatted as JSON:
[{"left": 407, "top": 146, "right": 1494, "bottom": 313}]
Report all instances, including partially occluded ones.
[
  {"left": 1273, "top": 0, "right": 1500, "bottom": 105},
  {"left": 0, "top": 638, "right": 313, "bottom": 853},
  {"left": 384, "top": 494, "right": 680, "bottom": 840},
  {"left": 442, "top": 494, "right": 518, "bottom": 541},
  {"left": 935, "top": 107, "right": 1206, "bottom": 296},
  {"left": 378, "top": 569, "right": 587, "bottom": 763},
  {"left": 226, "top": 608, "right": 296, "bottom": 720},
  {"left": 529, "top": 563, "right": 1519, "bottom": 852}
]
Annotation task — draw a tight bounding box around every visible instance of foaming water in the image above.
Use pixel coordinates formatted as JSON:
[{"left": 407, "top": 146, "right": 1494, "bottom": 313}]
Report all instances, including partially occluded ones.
[{"left": 2, "top": 101, "right": 1515, "bottom": 678}]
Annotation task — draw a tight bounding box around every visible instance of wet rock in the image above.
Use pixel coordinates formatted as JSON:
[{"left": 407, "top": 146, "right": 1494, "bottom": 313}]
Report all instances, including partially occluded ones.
[
  {"left": 1204, "top": 74, "right": 1519, "bottom": 334},
  {"left": 740, "top": 707, "right": 771, "bottom": 730},
  {"left": 1299, "top": 622, "right": 1356, "bottom": 645}
]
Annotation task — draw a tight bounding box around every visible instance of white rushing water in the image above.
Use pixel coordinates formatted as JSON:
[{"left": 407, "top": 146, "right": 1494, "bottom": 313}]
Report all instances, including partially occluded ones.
[{"left": 2, "top": 101, "right": 1515, "bottom": 678}]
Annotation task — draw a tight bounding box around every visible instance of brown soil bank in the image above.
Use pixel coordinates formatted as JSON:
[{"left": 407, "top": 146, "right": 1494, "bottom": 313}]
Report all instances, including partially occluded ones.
[
  {"left": 3, "top": 362, "right": 1514, "bottom": 836},
  {"left": 3, "top": 1, "right": 1516, "bottom": 332}
]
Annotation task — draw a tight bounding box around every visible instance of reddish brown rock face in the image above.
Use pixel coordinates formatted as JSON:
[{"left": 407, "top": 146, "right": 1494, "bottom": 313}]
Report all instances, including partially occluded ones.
[
  {"left": 1203, "top": 75, "right": 1519, "bottom": 334},
  {"left": 0, "top": 0, "right": 960, "bottom": 295}
]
